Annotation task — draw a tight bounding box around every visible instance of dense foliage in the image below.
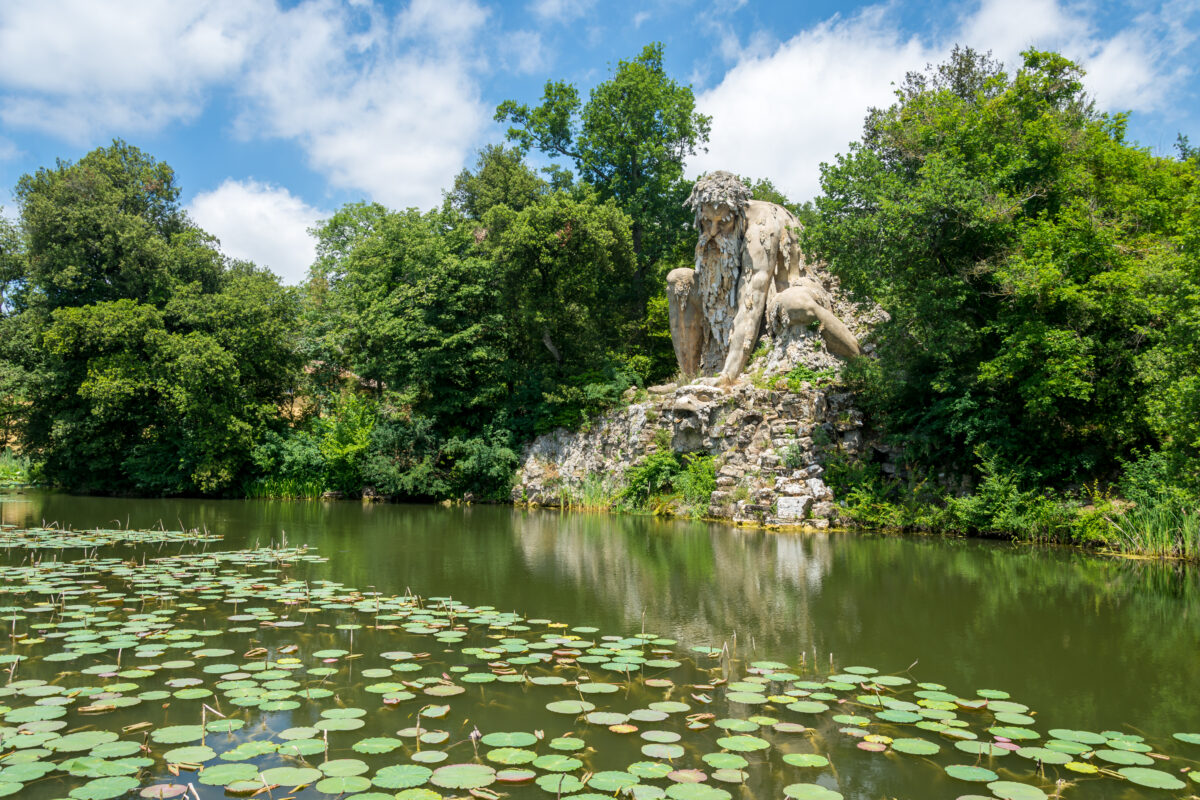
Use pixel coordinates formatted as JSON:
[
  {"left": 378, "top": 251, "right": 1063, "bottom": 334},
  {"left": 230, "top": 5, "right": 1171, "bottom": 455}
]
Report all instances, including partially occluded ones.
[
  {"left": 497, "top": 42, "right": 711, "bottom": 377},
  {"left": 291, "top": 184, "right": 637, "bottom": 500},
  {"left": 0, "top": 142, "right": 301, "bottom": 494},
  {"left": 809, "top": 48, "right": 1200, "bottom": 503}
]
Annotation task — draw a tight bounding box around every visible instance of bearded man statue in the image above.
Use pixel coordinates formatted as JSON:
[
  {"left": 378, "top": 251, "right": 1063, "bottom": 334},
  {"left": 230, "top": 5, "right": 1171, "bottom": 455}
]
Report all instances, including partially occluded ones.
[{"left": 666, "top": 171, "right": 860, "bottom": 383}]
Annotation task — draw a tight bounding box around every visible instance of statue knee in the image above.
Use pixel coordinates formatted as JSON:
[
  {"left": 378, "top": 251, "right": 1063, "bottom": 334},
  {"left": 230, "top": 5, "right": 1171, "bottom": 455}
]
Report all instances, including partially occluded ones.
[
  {"left": 771, "top": 286, "right": 820, "bottom": 332},
  {"left": 667, "top": 267, "right": 696, "bottom": 299}
]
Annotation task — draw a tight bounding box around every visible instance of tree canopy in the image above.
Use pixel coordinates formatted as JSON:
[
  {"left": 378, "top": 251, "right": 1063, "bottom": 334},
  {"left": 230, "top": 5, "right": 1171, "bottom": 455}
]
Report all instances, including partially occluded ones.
[
  {"left": 2, "top": 141, "right": 302, "bottom": 494},
  {"left": 809, "top": 47, "right": 1200, "bottom": 489},
  {"left": 497, "top": 42, "right": 710, "bottom": 296}
]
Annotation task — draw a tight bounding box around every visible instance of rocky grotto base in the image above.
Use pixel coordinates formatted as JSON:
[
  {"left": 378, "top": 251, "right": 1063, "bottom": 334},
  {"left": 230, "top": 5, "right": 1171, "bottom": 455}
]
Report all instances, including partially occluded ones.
[{"left": 511, "top": 364, "right": 897, "bottom": 529}]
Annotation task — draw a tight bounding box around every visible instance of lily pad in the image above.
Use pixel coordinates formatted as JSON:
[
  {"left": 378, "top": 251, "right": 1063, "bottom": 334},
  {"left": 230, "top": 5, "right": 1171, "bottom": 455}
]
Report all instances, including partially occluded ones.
[
  {"left": 987, "top": 781, "right": 1048, "bottom": 800},
  {"left": 315, "top": 776, "right": 372, "bottom": 794},
  {"left": 546, "top": 699, "right": 595, "bottom": 715},
  {"left": 373, "top": 765, "right": 433, "bottom": 789},
  {"left": 944, "top": 765, "right": 998, "bottom": 782},
  {"left": 430, "top": 763, "right": 496, "bottom": 789},
  {"left": 782, "top": 753, "right": 829, "bottom": 768},
  {"left": 1118, "top": 767, "right": 1186, "bottom": 789},
  {"left": 198, "top": 763, "right": 259, "bottom": 786},
  {"left": 480, "top": 731, "right": 538, "bottom": 748},
  {"left": 782, "top": 783, "right": 842, "bottom": 800},
  {"left": 891, "top": 738, "right": 939, "bottom": 755},
  {"left": 260, "top": 766, "right": 322, "bottom": 786},
  {"left": 716, "top": 735, "right": 769, "bottom": 752},
  {"left": 69, "top": 776, "right": 141, "bottom": 800}
]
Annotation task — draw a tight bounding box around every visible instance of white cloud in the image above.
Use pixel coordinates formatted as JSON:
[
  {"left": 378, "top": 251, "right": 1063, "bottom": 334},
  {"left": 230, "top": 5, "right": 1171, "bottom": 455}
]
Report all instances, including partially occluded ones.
[
  {"left": 633, "top": 11, "right": 651, "bottom": 28},
  {"left": 237, "top": 0, "right": 490, "bottom": 210},
  {"left": 958, "top": 0, "right": 1195, "bottom": 112},
  {"left": 528, "top": 0, "right": 595, "bottom": 24},
  {"left": 693, "top": 6, "right": 932, "bottom": 201},
  {"left": 500, "top": 30, "right": 549, "bottom": 75},
  {"left": 693, "top": 0, "right": 1198, "bottom": 202},
  {"left": 0, "top": 0, "right": 268, "bottom": 142},
  {"left": 397, "top": 0, "right": 490, "bottom": 48},
  {"left": 0, "top": 0, "right": 497, "bottom": 211},
  {"left": 187, "top": 180, "right": 324, "bottom": 285}
]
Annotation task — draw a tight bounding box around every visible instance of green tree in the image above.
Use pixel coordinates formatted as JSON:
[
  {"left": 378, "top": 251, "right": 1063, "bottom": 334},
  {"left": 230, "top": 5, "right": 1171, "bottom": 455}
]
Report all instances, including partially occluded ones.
[
  {"left": 1177, "top": 134, "right": 1197, "bottom": 163},
  {"left": 16, "top": 140, "right": 222, "bottom": 309},
  {"left": 487, "top": 188, "right": 635, "bottom": 372},
  {"left": 809, "top": 47, "right": 1198, "bottom": 487},
  {"left": 0, "top": 212, "right": 23, "bottom": 314},
  {"left": 24, "top": 271, "right": 301, "bottom": 494},
  {"left": 496, "top": 42, "right": 710, "bottom": 291},
  {"left": 9, "top": 142, "right": 303, "bottom": 494},
  {"left": 448, "top": 144, "right": 548, "bottom": 220},
  {"left": 308, "top": 204, "right": 509, "bottom": 432}
]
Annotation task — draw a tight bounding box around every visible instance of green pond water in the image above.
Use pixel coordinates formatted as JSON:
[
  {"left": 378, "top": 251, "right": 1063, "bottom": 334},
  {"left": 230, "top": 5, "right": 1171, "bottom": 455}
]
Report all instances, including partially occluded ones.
[{"left": 0, "top": 488, "right": 1198, "bottom": 800}]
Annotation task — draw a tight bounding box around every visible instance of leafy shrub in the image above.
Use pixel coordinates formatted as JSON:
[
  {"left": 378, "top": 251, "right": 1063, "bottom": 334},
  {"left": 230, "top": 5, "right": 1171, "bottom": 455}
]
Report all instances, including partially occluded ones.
[
  {"left": 675, "top": 453, "right": 717, "bottom": 507},
  {"left": 360, "top": 416, "right": 518, "bottom": 501},
  {"left": 782, "top": 442, "right": 806, "bottom": 470},
  {"left": 440, "top": 428, "right": 519, "bottom": 500},
  {"left": 535, "top": 362, "right": 643, "bottom": 435},
  {"left": 316, "top": 392, "right": 377, "bottom": 495},
  {"left": 360, "top": 414, "right": 448, "bottom": 499},
  {"left": 1119, "top": 450, "right": 1198, "bottom": 510},
  {"left": 618, "top": 450, "right": 681, "bottom": 507},
  {"left": 784, "top": 364, "right": 836, "bottom": 392}
]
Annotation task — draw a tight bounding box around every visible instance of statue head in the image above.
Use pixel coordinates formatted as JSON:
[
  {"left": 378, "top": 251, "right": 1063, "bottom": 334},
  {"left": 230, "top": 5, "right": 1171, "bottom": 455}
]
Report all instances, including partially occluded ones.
[
  {"left": 683, "top": 171, "right": 753, "bottom": 362},
  {"left": 685, "top": 170, "right": 751, "bottom": 244}
]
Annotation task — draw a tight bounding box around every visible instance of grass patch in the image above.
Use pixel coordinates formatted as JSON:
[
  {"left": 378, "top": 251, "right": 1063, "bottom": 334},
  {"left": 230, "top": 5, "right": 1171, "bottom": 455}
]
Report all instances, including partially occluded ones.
[
  {"left": 0, "top": 449, "right": 30, "bottom": 487},
  {"left": 1105, "top": 501, "right": 1200, "bottom": 559},
  {"left": 242, "top": 476, "right": 327, "bottom": 499},
  {"left": 784, "top": 364, "right": 837, "bottom": 392},
  {"left": 556, "top": 473, "right": 620, "bottom": 511},
  {"left": 823, "top": 447, "right": 1200, "bottom": 559}
]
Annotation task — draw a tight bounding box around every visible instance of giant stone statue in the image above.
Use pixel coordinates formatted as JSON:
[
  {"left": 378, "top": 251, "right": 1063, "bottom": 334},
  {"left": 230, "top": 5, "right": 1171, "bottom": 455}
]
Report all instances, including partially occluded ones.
[{"left": 667, "top": 171, "right": 860, "bottom": 383}]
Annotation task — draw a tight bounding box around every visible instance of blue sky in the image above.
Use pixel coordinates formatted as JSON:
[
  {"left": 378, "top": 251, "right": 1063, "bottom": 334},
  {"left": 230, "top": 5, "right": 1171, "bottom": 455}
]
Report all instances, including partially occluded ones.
[{"left": 1, "top": 0, "right": 1197, "bottom": 284}]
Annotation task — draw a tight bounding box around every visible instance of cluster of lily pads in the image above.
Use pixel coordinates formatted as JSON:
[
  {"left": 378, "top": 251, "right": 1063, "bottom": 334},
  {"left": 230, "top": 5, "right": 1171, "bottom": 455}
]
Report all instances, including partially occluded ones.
[
  {"left": 0, "top": 524, "right": 223, "bottom": 550},
  {"left": 0, "top": 524, "right": 1197, "bottom": 800}
]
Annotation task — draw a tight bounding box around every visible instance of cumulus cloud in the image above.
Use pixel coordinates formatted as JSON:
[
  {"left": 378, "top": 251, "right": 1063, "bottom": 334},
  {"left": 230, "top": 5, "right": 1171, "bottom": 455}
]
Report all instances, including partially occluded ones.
[
  {"left": 0, "top": 0, "right": 499, "bottom": 210},
  {"left": 692, "top": 0, "right": 1198, "bottom": 202},
  {"left": 692, "top": 6, "right": 932, "bottom": 201},
  {"left": 187, "top": 179, "right": 324, "bottom": 285},
  {"left": 528, "top": 0, "right": 595, "bottom": 24},
  {"left": 0, "top": 0, "right": 268, "bottom": 142},
  {"left": 958, "top": 0, "right": 1196, "bottom": 112},
  {"left": 500, "top": 30, "right": 549, "bottom": 75},
  {"left": 237, "top": 0, "right": 491, "bottom": 210}
]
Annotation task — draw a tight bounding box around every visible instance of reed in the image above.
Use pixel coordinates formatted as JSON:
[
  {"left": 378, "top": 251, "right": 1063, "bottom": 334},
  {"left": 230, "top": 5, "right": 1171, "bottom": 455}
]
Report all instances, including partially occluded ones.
[
  {"left": 0, "top": 449, "right": 30, "bottom": 486},
  {"left": 1107, "top": 501, "right": 1200, "bottom": 560},
  {"left": 242, "top": 476, "right": 326, "bottom": 499}
]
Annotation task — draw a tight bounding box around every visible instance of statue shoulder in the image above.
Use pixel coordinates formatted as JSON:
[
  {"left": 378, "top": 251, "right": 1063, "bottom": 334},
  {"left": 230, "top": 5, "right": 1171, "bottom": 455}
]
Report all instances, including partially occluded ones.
[{"left": 745, "top": 199, "right": 800, "bottom": 229}]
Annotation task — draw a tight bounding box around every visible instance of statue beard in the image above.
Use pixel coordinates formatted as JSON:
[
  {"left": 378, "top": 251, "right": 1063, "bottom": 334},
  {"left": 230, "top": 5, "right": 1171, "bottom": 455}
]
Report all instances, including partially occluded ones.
[{"left": 694, "top": 229, "right": 743, "bottom": 366}]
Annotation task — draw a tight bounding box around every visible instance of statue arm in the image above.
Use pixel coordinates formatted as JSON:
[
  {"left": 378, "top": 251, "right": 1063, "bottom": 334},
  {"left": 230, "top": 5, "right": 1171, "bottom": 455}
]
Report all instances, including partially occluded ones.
[{"left": 719, "top": 239, "right": 772, "bottom": 382}]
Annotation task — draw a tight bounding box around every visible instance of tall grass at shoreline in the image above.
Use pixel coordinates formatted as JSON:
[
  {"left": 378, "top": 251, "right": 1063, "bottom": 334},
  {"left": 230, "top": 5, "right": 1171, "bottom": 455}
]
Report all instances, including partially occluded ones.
[
  {"left": 242, "top": 476, "right": 326, "bottom": 499},
  {"left": 1106, "top": 503, "right": 1200, "bottom": 560},
  {"left": 0, "top": 449, "right": 29, "bottom": 486}
]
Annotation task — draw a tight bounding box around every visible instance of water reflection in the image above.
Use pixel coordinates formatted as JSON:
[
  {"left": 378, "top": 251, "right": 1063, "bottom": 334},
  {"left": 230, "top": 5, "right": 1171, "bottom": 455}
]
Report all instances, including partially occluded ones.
[{"left": 2, "top": 489, "right": 1198, "bottom": 740}]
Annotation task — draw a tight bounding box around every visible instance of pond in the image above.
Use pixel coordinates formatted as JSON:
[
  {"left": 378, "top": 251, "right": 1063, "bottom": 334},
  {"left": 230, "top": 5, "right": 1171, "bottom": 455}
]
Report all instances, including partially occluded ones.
[{"left": 1, "top": 488, "right": 1197, "bottom": 800}]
